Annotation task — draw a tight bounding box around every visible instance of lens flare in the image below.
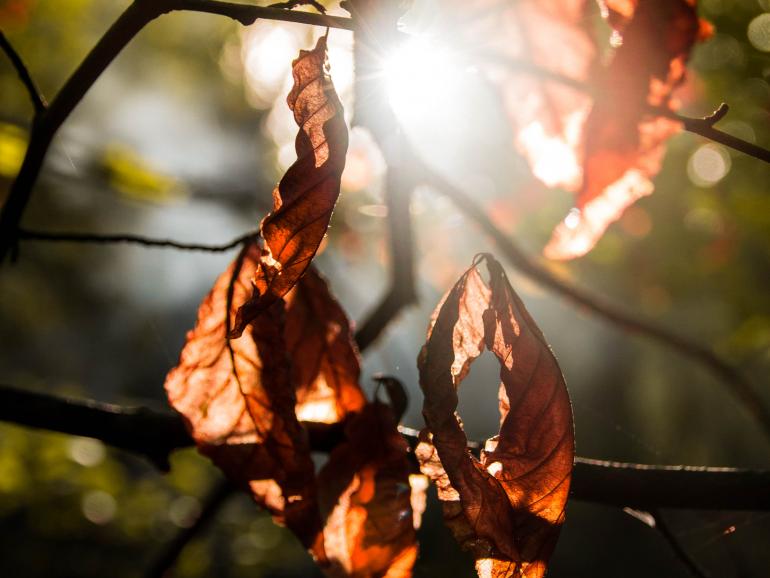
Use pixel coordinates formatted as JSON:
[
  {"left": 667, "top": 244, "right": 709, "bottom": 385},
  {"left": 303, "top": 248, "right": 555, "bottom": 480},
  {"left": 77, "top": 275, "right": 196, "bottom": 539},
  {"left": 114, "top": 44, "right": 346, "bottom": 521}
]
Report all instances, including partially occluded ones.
[{"left": 383, "top": 37, "right": 463, "bottom": 125}]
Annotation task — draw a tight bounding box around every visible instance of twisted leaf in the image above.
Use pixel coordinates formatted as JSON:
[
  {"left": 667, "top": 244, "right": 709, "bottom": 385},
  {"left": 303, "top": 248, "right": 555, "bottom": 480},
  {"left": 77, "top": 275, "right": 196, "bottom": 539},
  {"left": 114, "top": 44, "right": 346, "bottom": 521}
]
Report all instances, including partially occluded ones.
[{"left": 232, "top": 35, "right": 349, "bottom": 336}]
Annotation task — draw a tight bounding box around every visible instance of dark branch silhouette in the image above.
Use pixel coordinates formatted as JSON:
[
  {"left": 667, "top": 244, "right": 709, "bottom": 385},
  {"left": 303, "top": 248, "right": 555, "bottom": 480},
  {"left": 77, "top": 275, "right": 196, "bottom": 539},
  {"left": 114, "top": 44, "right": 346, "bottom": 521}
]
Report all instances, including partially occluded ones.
[
  {"left": 18, "top": 228, "right": 258, "bottom": 253},
  {"left": 1, "top": 384, "right": 768, "bottom": 511},
  {"left": 0, "top": 30, "right": 47, "bottom": 114},
  {"left": 177, "top": 0, "right": 353, "bottom": 29}
]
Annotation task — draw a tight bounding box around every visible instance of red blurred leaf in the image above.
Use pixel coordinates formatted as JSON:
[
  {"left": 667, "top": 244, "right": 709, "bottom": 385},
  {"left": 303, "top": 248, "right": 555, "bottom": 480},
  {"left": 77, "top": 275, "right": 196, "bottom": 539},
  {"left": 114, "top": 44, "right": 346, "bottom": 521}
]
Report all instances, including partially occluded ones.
[
  {"left": 232, "top": 35, "right": 349, "bottom": 336},
  {"left": 416, "top": 254, "right": 574, "bottom": 578},
  {"left": 544, "top": 0, "right": 709, "bottom": 259},
  {"left": 318, "top": 402, "right": 421, "bottom": 577},
  {"left": 164, "top": 243, "right": 322, "bottom": 550},
  {"left": 285, "top": 268, "right": 367, "bottom": 424}
]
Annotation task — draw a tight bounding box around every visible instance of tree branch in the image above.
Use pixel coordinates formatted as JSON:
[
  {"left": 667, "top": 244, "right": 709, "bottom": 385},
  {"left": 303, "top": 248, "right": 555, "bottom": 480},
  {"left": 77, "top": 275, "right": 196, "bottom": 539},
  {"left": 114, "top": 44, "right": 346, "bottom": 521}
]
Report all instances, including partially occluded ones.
[
  {"left": 352, "top": 10, "right": 417, "bottom": 350},
  {"left": 0, "top": 0, "right": 171, "bottom": 264},
  {"left": 417, "top": 164, "right": 770, "bottom": 444},
  {"left": 354, "top": 140, "right": 418, "bottom": 350},
  {"left": 175, "top": 0, "right": 354, "bottom": 29},
  {"left": 18, "top": 228, "right": 258, "bottom": 253},
  {"left": 675, "top": 104, "right": 770, "bottom": 165},
  {"left": 0, "top": 30, "right": 47, "bottom": 115},
  {"left": 1, "top": 384, "right": 768, "bottom": 511}
]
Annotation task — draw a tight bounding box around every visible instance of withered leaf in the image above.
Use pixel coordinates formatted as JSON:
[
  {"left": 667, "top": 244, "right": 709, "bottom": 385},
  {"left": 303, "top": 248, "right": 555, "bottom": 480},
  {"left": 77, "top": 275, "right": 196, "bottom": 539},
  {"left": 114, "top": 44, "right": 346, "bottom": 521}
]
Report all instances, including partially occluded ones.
[
  {"left": 544, "top": 0, "right": 710, "bottom": 259},
  {"left": 164, "top": 242, "right": 322, "bottom": 551},
  {"left": 417, "top": 254, "right": 574, "bottom": 578},
  {"left": 318, "top": 402, "right": 420, "bottom": 578},
  {"left": 232, "top": 35, "right": 349, "bottom": 336},
  {"left": 166, "top": 244, "right": 419, "bottom": 575},
  {"left": 285, "top": 268, "right": 367, "bottom": 424}
]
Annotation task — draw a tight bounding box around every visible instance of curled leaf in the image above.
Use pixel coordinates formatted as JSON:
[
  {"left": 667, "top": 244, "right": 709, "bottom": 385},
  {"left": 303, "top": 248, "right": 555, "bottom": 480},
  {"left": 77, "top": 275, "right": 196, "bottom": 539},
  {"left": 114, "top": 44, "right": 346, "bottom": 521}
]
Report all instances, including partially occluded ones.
[
  {"left": 285, "top": 269, "right": 367, "bottom": 424},
  {"left": 417, "top": 254, "right": 574, "bottom": 578},
  {"left": 232, "top": 35, "right": 349, "bottom": 336},
  {"left": 164, "top": 243, "right": 322, "bottom": 550},
  {"left": 318, "top": 402, "right": 420, "bottom": 578}
]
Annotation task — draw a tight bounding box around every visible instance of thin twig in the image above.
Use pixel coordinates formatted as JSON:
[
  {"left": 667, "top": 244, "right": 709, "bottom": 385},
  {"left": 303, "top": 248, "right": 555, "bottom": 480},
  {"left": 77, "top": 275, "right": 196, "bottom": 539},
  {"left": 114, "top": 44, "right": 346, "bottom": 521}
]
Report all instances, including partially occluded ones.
[
  {"left": 176, "top": 0, "right": 353, "bottom": 29},
  {"left": 18, "top": 228, "right": 258, "bottom": 253},
  {"left": 145, "top": 478, "right": 235, "bottom": 578},
  {"left": 676, "top": 104, "right": 770, "bottom": 165},
  {"left": 418, "top": 163, "right": 770, "bottom": 444},
  {"left": 649, "top": 508, "right": 712, "bottom": 578},
  {"left": 1, "top": 384, "right": 769, "bottom": 510},
  {"left": 0, "top": 0, "right": 170, "bottom": 264},
  {"left": 0, "top": 31, "right": 47, "bottom": 114}
]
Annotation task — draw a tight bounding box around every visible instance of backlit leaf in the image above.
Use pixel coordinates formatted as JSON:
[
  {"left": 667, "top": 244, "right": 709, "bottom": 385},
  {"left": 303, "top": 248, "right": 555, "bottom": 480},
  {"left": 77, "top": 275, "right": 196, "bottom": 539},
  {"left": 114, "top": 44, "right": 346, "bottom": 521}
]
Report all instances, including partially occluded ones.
[
  {"left": 232, "top": 35, "right": 349, "bottom": 336},
  {"left": 318, "top": 402, "right": 420, "bottom": 578},
  {"left": 166, "top": 244, "right": 418, "bottom": 575},
  {"left": 164, "top": 243, "right": 323, "bottom": 550},
  {"left": 417, "top": 254, "right": 574, "bottom": 578},
  {"left": 285, "top": 268, "right": 367, "bottom": 424}
]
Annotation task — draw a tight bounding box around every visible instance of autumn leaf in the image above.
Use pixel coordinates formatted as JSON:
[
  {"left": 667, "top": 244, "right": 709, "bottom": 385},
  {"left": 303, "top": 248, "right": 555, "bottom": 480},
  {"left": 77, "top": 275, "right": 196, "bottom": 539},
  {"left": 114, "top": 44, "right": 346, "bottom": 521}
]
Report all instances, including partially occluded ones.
[
  {"left": 318, "top": 402, "right": 421, "bottom": 578},
  {"left": 166, "top": 242, "right": 419, "bottom": 575},
  {"left": 164, "top": 242, "right": 324, "bottom": 551},
  {"left": 416, "top": 254, "right": 574, "bottom": 578},
  {"left": 231, "top": 35, "right": 349, "bottom": 337},
  {"left": 544, "top": 0, "right": 711, "bottom": 259},
  {"left": 285, "top": 268, "right": 367, "bottom": 424}
]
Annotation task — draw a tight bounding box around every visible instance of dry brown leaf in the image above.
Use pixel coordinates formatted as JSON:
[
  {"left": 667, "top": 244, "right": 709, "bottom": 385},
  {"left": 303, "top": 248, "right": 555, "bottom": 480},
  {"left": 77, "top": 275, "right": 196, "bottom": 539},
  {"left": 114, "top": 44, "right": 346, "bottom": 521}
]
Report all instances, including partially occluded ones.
[
  {"left": 166, "top": 244, "right": 419, "bottom": 575},
  {"left": 285, "top": 268, "right": 367, "bottom": 424},
  {"left": 232, "top": 35, "right": 349, "bottom": 336},
  {"left": 318, "top": 402, "right": 420, "bottom": 578},
  {"left": 417, "top": 254, "right": 574, "bottom": 578},
  {"left": 164, "top": 243, "right": 323, "bottom": 551}
]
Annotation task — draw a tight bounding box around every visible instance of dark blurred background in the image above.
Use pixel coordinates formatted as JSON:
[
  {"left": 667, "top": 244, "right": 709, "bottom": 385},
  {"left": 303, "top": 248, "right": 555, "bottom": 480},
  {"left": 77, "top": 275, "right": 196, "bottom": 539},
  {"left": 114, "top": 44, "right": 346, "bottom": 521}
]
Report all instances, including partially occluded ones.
[{"left": 1, "top": 0, "right": 770, "bottom": 576}]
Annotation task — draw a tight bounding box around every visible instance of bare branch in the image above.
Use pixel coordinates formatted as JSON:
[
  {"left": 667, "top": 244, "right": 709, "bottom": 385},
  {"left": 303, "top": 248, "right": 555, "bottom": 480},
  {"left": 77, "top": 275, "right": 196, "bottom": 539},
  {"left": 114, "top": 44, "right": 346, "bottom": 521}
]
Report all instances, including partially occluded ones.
[
  {"left": 0, "top": 30, "right": 47, "bottom": 114},
  {"left": 18, "top": 228, "right": 258, "bottom": 253},
  {"left": 1, "top": 384, "right": 769, "bottom": 511},
  {"left": 649, "top": 508, "right": 712, "bottom": 578},
  {"left": 676, "top": 105, "right": 770, "bottom": 165},
  {"left": 176, "top": 0, "right": 353, "bottom": 29},
  {"left": 354, "top": 144, "right": 418, "bottom": 350},
  {"left": 145, "top": 479, "right": 235, "bottom": 578},
  {"left": 0, "top": 0, "right": 170, "bottom": 264}
]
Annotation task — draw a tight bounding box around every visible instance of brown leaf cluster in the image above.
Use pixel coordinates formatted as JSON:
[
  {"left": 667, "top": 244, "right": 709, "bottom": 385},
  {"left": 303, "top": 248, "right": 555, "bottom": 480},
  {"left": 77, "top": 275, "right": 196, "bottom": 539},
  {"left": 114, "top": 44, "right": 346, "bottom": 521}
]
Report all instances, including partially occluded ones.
[
  {"left": 166, "top": 241, "right": 421, "bottom": 576},
  {"left": 417, "top": 254, "right": 574, "bottom": 578}
]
